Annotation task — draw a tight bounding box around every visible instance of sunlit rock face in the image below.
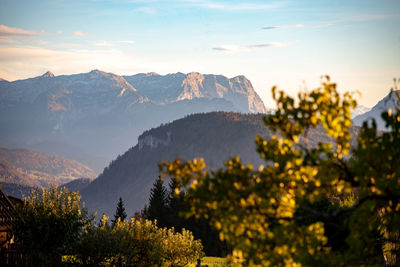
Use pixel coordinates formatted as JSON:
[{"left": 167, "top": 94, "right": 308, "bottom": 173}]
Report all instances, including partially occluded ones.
[
  {"left": 138, "top": 132, "right": 171, "bottom": 150},
  {"left": 124, "top": 72, "right": 266, "bottom": 113},
  {"left": 0, "top": 70, "right": 266, "bottom": 172}
]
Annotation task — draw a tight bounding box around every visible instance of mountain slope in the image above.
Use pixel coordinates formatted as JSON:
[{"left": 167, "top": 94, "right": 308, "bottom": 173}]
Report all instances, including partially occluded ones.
[
  {"left": 81, "top": 112, "right": 360, "bottom": 216},
  {"left": 0, "top": 70, "right": 266, "bottom": 171},
  {"left": 351, "top": 105, "right": 371, "bottom": 118},
  {"left": 353, "top": 90, "right": 399, "bottom": 130},
  {"left": 0, "top": 157, "right": 39, "bottom": 187},
  {"left": 60, "top": 178, "right": 93, "bottom": 192}
]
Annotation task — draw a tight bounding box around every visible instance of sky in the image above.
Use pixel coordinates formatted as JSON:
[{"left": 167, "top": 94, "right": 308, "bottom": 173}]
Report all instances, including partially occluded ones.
[{"left": 0, "top": 0, "right": 399, "bottom": 108}]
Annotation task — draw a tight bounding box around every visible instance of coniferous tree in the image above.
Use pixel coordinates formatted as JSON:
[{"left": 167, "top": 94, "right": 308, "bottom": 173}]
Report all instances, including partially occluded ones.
[
  {"left": 167, "top": 177, "right": 185, "bottom": 231},
  {"left": 166, "top": 177, "right": 229, "bottom": 257},
  {"left": 112, "top": 197, "right": 127, "bottom": 225},
  {"left": 147, "top": 176, "right": 168, "bottom": 228}
]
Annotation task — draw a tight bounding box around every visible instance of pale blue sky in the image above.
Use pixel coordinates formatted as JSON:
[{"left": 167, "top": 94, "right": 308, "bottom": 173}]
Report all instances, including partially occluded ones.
[{"left": 0, "top": 0, "right": 399, "bottom": 108}]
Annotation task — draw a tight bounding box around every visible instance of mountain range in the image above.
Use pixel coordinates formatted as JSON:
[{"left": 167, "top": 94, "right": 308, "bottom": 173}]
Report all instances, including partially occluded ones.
[{"left": 0, "top": 70, "right": 266, "bottom": 172}]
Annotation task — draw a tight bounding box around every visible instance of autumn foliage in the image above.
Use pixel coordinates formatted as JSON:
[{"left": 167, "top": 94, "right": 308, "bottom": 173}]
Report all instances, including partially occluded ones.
[{"left": 161, "top": 77, "right": 400, "bottom": 266}]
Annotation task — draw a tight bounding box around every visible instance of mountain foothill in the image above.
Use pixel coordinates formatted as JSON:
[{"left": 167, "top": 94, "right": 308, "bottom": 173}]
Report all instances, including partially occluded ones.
[{"left": 0, "top": 147, "right": 96, "bottom": 198}]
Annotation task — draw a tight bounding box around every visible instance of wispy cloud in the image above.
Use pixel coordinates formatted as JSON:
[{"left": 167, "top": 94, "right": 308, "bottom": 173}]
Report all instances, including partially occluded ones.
[
  {"left": 21, "top": 39, "right": 48, "bottom": 45},
  {"left": 92, "top": 40, "right": 135, "bottom": 47},
  {"left": 93, "top": 41, "right": 113, "bottom": 47},
  {"left": 311, "top": 23, "right": 333, "bottom": 28},
  {"left": 194, "top": 1, "right": 283, "bottom": 11},
  {"left": 0, "top": 25, "right": 37, "bottom": 36},
  {"left": 73, "top": 31, "right": 87, "bottom": 37},
  {"left": 127, "top": 0, "right": 284, "bottom": 11},
  {"left": 213, "top": 42, "right": 291, "bottom": 53},
  {"left": 119, "top": 40, "right": 135, "bottom": 44},
  {"left": 57, "top": 30, "right": 63, "bottom": 35},
  {"left": 262, "top": 23, "right": 333, "bottom": 30},
  {"left": 262, "top": 24, "right": 304, "bottom": 30},
  {"left": 0, "top": 36, "right": 16, "bottom": 43}
]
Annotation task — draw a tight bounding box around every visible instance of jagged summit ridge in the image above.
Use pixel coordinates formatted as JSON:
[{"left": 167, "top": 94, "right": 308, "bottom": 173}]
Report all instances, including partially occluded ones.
[
  {"left": 2, "top": 70, "right": 265, "bottom": 113},
  {"left": 124, "top": 71, "right": 266, "bottom": 113},
  {"left": 41, "top": 71, "right": 55, "bottom": 78}
]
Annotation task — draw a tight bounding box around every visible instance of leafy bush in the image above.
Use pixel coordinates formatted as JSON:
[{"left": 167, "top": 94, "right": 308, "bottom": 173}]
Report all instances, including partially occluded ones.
[
  {"left": 14, "top": 187, "right": 203, "bottom": 266},
  {"left": 73, "top": 215, "right": 204, "bottom": 266},
  {"left": 14, "top": 186, "right": 90, "bottom": 265}
]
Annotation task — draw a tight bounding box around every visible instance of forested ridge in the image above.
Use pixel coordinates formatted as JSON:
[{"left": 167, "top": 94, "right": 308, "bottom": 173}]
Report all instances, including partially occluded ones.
[{"left": 82, "top": 111, "right": 362, "bottom": 216}]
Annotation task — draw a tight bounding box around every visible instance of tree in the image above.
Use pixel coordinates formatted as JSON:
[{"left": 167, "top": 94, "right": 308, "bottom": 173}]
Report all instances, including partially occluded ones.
[
  {"left": 14, "top": 186, "right": 90, "bottom": 265},
  {"left": 147, "top": 176, "right": 169, "bottom": 228},
  {"left": 161, "top": 77, "right": 400, "bottom": 266},
  {"left": 166, "top": 177, "right": 185, "bottom": 230},
  {"left": 166, "top": 177, "right": 229, "bottom": 257},
  {"left": 112, "top": 197, "right": 127, "bottom": 225}
]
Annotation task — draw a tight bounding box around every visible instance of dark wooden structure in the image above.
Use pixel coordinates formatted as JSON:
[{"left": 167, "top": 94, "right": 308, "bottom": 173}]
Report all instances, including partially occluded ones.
[{"left": 0, "top": 189, "right": 25, "bottom": 266}]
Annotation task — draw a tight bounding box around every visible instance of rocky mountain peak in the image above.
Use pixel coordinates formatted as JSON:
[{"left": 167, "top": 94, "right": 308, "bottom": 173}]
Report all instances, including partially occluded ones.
[
  {"left": 186, "top": 72, "right": 203, "bottom": 78},
  {"left": 145, "top": 72, "right": 160, "bottom": 77},
  {"left": 179, "top": 72, "right": 205, "bottom": 100},
  {"left": 353, "top": 90, "right": 399, "bottom": 130},
  {"left": 232, "top": 75, "right": 247, "bottom": 81},
  {"left": 88, "top": 69, "right": 108, "bottom": 77},
  {"left": 122, "top": 71, "right": 266, "bottom": 112},
  {"left": 41, "top": 71, "right": 55, "bottom": 78}
]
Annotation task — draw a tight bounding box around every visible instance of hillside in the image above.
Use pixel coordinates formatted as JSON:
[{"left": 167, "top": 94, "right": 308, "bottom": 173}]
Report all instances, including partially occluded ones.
[
  {"left": 0, "top": 147, "right": 96, "bottom": 189},
  {"left": 81, "top": 112, "right": 361, "bottom": 216},
  {"left": 60, "top": 178, "right": 93, "bottom": 192},
  {"left": 0, "top": 157, "right": 40, "bottom": 187},
  {"left": 0, "top": 70, "right": 266, "bottom": 172}
]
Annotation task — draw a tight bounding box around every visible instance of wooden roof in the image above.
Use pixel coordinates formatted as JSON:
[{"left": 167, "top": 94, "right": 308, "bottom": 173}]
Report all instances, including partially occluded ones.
[{"left": 0, "top": 189, "right": 19, "bottom": 228}]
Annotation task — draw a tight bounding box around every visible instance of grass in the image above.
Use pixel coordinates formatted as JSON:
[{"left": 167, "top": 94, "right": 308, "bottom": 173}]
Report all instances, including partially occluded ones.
[
  {"left": 64, "top": 255, "right": 239, "bottom": 266},
  {"left": 187, "top": 256, "right": 240, "bottom": 267}
]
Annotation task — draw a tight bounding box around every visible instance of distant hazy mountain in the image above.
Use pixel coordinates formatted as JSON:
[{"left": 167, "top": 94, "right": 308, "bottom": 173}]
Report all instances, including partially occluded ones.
[
  {"left": 81, "top": 112, "right": 361, "bottom": 216},
  {"left": 353, "top": 90, "right": 399, "bottom": 130},
  {"left": 0, "top": 147, "right": 96, "bottom": 188},
  {"left": 60, "top": 177, "right": 93, "bottom": 192},
  {"left": 0, "top": 70, "right": 266, "bottom": 172},
  {"left": 351, "top": 105, "right": 371, "bottom": 118}
]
